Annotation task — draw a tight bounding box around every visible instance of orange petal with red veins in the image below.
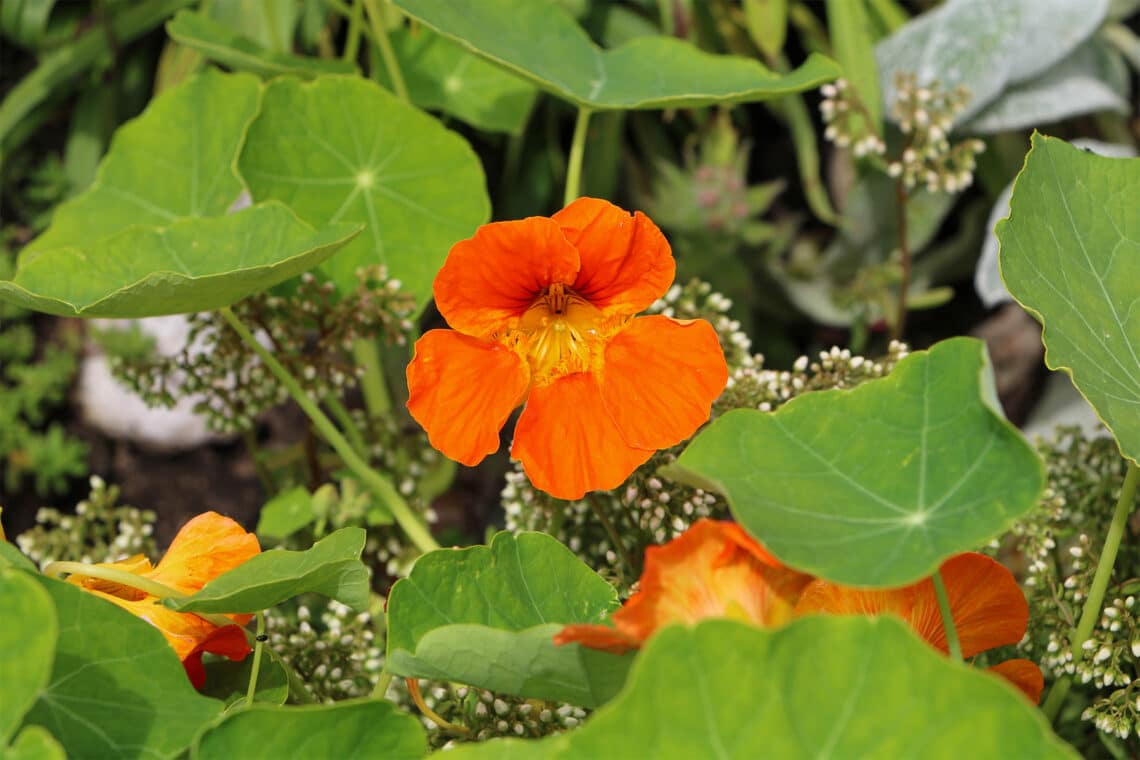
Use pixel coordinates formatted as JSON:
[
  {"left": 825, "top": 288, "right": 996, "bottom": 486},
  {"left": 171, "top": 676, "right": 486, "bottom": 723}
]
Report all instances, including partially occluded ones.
[
  {"left": 147, "top": 512, "right": 261, "bottom": 597},
  {"left": 794, "top": 552, "right": 1028, "bottom": 660},
  {"left": 987, "top": 659, "right": 1045, "bottom": 704},
  {"left": 612, "top": 519, "right": 814, "bottom": 644},
  {"left": 408, "top": 330, "right": 531, "bottom": 466},
  {"left": 511, "top": 372, "right": 653, "bottom": 500},
  {"left": 600, "top": 316, "right": 727, "bottom": 450},
  {"left": 554, "top": 197, "right": 674, "bottom": 316},
  {"left": 182, "top": 624, "right": 252, "bottom": 690},
  {"left": 553, "top": 624, "right": 641, "bottom": 654},
  {"left": 434, "top": 216, "right": 581, "bottom": 338}
]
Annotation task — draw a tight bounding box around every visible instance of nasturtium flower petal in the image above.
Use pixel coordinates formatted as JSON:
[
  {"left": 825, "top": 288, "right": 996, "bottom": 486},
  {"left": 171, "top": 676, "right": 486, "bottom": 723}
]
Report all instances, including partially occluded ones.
[
  {"left": 147, "top": 512, "right": 261, "bottom": 597},
  {"left": 600, "top": 315, "right": 728, "bottom": 450},
  {"left": 433, "top": 215, "right": 580, "bottom": 339},
  {"left": 511, "top": 372, "right": 654, "bottom": 500},
  {"left": 407, "top": 330, "right": 531, "bottom": 466},
  {"left": 988, "top": 659, "right": 1046, "bottom": 704},
  {"left": 553, "top": 197, "right": 674, "bottom": 316}
]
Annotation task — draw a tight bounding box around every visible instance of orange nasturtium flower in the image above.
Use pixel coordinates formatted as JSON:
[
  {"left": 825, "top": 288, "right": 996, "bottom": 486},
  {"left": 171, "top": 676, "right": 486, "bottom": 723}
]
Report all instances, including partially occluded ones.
[
  {"left": 66, "top": 511, "right": 260, "bottom": 688},
  {"left": 794, "top": 552, "right": 1044, "bottom": 703},
  {"left": 406, "top": 197, "right": 728, "bottom": 500},
  {"left": 555, "top": 519, "right": 814, "bottom": 653}
]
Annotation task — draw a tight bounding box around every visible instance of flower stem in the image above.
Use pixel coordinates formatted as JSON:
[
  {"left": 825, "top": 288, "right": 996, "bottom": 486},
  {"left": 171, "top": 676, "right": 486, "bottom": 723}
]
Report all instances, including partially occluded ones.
[
  {"left": 219, "top": 307, "right": 440, "bottom": 554},
  {"left": 932, "top": 568, "right": 962, "bottom": 661},
  {"left": 324, "top": 393, "right": 368, "bottom": 459},
  {"left": 893, "top": 176, "right": 911, "bottom": 341},
  {"left": 352, "top": 338, "right": 392, "bottom": 418},
  {"left": 342, "top": 0, "right": 364, "bottom": 62},
  {"left": 563, "top": 107, "right": 593, "bottom": 207},
  {"left": 1043, "top": 459, "right": 1139, "bottom": 720},
  {"left": 406, "top": 677, "right": 471, "bottom": 735},
  {"left": 246, "top": 611, "right": 266, "bottom": 704},
  {"left": 362, "top": 0, "right": 408, "bottom": 103}
]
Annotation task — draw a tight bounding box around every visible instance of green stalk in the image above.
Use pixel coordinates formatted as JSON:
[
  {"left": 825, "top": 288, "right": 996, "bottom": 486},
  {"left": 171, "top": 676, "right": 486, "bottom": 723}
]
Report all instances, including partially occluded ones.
[
  {"left": 342, "top": 0, "right": 364, "bottom": 62},
  {"left": 353, "top": 338, "right": 392, "bottom": 417},
  {"left": 1043, "top": 460, "right": 1139, "bottom": 720},
  {"left": 932, "top": 569, "right": 962, "bottom": 661},
  {"left": 246, "top": 612, "right": 266, "bottom": 704},
  {"left": 220, "top": 308, "right": 439, "bottom": 554},
  {"left": 362, "top": 0, "right": 408, "bottom": 102},
  {"left": 563, "top": 107, "right": 593, "bottom": 207},
  {"left": 324, "top": 393, "right": 369, "bottom": 458}
]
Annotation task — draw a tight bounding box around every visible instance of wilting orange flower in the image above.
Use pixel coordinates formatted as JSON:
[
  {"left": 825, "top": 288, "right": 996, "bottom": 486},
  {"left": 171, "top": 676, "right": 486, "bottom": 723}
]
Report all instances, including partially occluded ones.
[
  {"left": 67, "top": 511, "right": 260, "bottom": 688},
  {"left": 407, "top": 197, "right": 728, "bottom": 500},
  {"left": 555, "top": 519, "right": 813, "bottom": 653},
  {"left": 794, "top": 552, "right": 1044, "bottom": 703}
]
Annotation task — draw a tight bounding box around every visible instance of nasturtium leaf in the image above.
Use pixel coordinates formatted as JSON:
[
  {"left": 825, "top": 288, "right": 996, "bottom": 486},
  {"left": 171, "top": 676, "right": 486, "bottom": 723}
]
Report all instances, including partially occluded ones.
[
  {"left": 6, "top": 726, "right": 66, "bottom": 760},
  {"left": 378, "top": 25, "right": 537, "bottom": 135},
  {"left": 443, "top": 617, "right": 1076, "bottom": 759},
  {"left": 0, "top": 569, "right": 56, "bottom": 746},
  {"left": 0, "top": 540, "right": 37, "bottom": 572},
  {"left": 0, "top": 68, "right": 362, "bottom": 319},
  {"left": 997, "top": 133, "right": 1140, "bottom": 464},
  {"left": 191, "top": 700, "right": 426, "bottom": 760},
  {"left": 386, "top": 531, "right": 633, "bottom": 708},
  {"left": 200, "top": 648, "right": 289, "bottom": 707},
  {"left": 666, "top": 337, "right": 1044, "bottom": 586},
  {"left": 0, "top": 204, "right": 360, "bottom": 317},
  {"left": 167, "top": 11, "right": 357, "bottom": 79},
  {"left": 255, "top": 486, "right": 315, "bottom": 540},
  {"left": 170, "top": 527, "right": 370, "bottom": 614},
  {"left": 238, "top": 75, "right": 490, "bottom": 311},
  {"left": 22, "top": 575, "right": 223, "bottom": 760},
  {"left": 391, "top": 0, "right": 840, "bottom": 110}
]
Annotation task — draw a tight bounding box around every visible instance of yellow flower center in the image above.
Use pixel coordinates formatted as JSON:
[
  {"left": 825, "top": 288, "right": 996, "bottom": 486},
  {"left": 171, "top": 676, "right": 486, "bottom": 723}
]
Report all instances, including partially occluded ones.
[{"left": 513, "top": 283, "right": 620, "bottom": 385}]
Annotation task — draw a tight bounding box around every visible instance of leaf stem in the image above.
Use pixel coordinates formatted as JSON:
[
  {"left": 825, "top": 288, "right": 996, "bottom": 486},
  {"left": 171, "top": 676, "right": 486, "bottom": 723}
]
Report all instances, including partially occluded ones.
[
  {"left": 932, "top": 568, "right": 962, "bottom": 661},
  {"left": 219, "top": 307, "right": 440, "bottom": 554},
  {"left": 246, "top": 611, "right": 266, "bottom": 704},
  {"left": 563, "top": 107, "right": 593, "bottom": 207},
  {"left": 352, "top": 338, "right": 392, "bottom": 418},
  {"left": 362, "top": 0, "right": 408, "bottom": 103},
  {"left": 1043, "top": 460, "right": 1139, "bottom": 720},
  {"left": 893, "top": 176, "right": 911, "bottom": 340},
  {"left": 342, "top": 0, "right": 364, "bottom": 62},
  {"left": 406, "top": 677, "right": 471, "bottom": 735},
  {"left": 324, "top": 393, "right": 368, "bottom": 458}
]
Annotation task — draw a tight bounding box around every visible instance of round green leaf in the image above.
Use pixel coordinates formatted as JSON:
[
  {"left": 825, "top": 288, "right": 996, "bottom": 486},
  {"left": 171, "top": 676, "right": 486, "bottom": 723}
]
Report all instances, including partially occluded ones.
[
  {"left": 997, "top": 133, "right": 1140, "bottom": 465},
  {"left": 0, "top": 569, "right": 56, "bottom": 746},
  {"left": 168, "top": 527, "right": 370, "bottom": 614},
  {"left": 666, "top": 337, "right": 1045, "bottom": 586},
  {"left": 443, "top": 617, "right": 1076, "bottom": 759},
  {"left": 391, "top": 0, "right": 840, "bottom": 110},
  {"left": 6, "top": 726, "right": 66, "bottom": 760},
  {"left": 238, "top": 75, "right": 490, "bottom": 311},
  {"left": 191, "top": 700, "right": 425, "bottom": 760},
  {"left": 385, "top": 531, "right": 632, "bottom": 707},
  {"left": 22, "top": 576, "right": 223, "bottom": 760}
]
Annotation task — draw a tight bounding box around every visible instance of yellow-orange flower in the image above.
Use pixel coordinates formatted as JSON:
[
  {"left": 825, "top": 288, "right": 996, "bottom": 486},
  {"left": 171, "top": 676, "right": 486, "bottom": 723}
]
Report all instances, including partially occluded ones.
[
  {"left": 794, "top": 552, "right": 1044, "bottom": 703},
  {"left": 406, "top": 197, "right": 728, "bottom": 500},
  {"left": 67, "top": 511, "right": 260, "bottom": 688},
  {"left": 555, "top": 519, "right": 813, "bottom": 653}
]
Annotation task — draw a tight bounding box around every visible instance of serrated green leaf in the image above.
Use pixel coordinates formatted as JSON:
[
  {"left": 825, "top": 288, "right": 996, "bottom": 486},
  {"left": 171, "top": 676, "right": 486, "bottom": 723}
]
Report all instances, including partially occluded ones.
[
  {"left": 666, "top": 337, "right": 1045, "bottom": 586},
  {"left": 191, "top": 699, "right": 425, "bottom": 760},
  {"left": 444, "top": 617, "right": 1076, "bottom": 759},
  {"left": 238, "top": 75, "right": 489, "bottom": 312},
  {"left": 392, "top": 0, "right": 839, "bottom": 110},
  {"left": 22, "top": 575, "right": 223, "bottom": 760},
  {"left": 997, "top": 133, "right": 1140, "bottom": 464},
  {"left": 378, "top": 25, "right": 537, "bottom": 135},
  {"left": 167, "top": 11, "right": 357, "bottom": 79},
  {"left": 386, "top": 531, "right": 632, "bottom": 707},
  {"left": 169, "top": 527, "right": 370, "bottom": 614},
  {"left": 0, "top": 569, "right": 56, "bottom": 746}
]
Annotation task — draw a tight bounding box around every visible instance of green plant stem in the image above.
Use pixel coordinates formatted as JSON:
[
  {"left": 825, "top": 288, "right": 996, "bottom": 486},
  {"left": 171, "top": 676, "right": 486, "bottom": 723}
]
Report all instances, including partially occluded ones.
[
  {"left": 893, "top": 176, "right": 911, "bottom": 340},
  {"left": 342, "top": 0, "right": 364, "bottom": 62},
  {"left": 353, "top": 339, "right": 392, "bottom": 417},
  {"left": 932, "top": 569, "right": 962, "bottom": 661},
  {"left": 242, "top": 428, "right": 277, "bottom": 496},
  {"left": 362, "top": 0, "right": 408, "bottom": 103},
  {"left": 656, "top": 0, "right": 675, "bottom": 35},
  {"left": 371, "top": 667, "right": 394, "bottom": 699},
  {"left": 246, "top": 612, "right": 266, "bottom": 704},
  {"left": 220, "top": 307, "right": 440, "bottom": 554},
  {"left": 42, "top": 561, "right": 235, "bottom": 628},
  {"left": 263, "top": 0, "right": 285, "bottom": 51},
  {"left": 563, "top": 107, "right": 593, "bottom": 207},
  {"left": 324, "top": 393, "right": 368, "bottom": 458},
  {"left": 1043, "top": 460, "right": 1140, "bottom": 721}
]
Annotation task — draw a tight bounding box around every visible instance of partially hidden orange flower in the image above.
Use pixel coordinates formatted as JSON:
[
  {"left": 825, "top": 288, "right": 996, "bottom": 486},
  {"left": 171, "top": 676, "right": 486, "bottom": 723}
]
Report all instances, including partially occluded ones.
[
  {"left": 555, "top": 519, "right": 813, "bottom": 653},
  {"left": 66, "top": 511, "right": 260, "bottom": 688},
  {"left": 406, "top": 197, "right": 728, "bottom": 500},
  {"left": 794, "top": 552, "right": 1044, "bottom": 703}
]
